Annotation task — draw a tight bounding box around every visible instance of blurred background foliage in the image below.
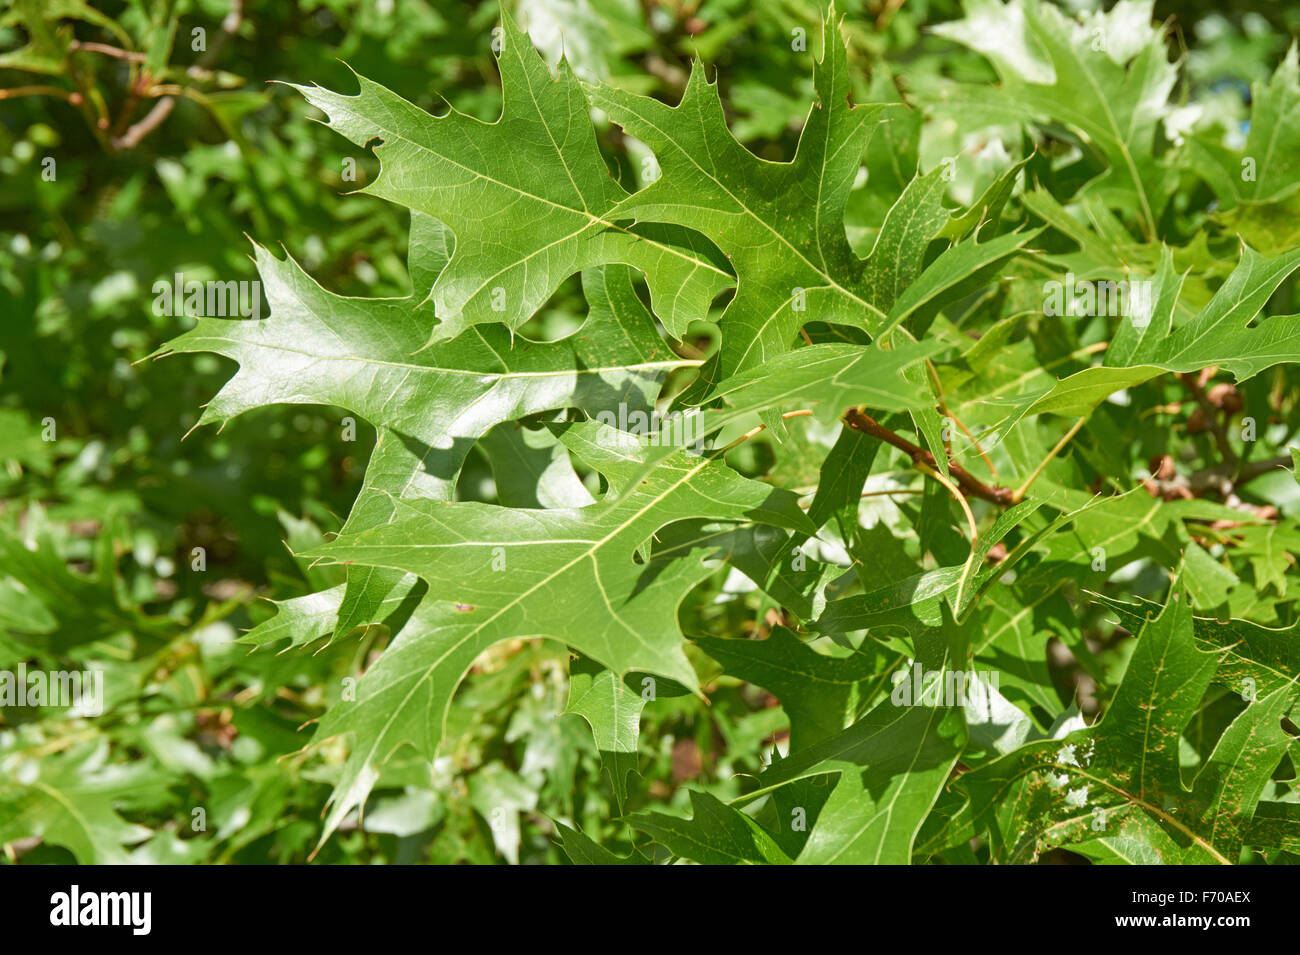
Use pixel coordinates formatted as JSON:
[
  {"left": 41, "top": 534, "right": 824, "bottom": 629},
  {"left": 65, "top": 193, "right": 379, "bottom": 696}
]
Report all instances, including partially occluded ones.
[{"left": 0, "top": 0, "right": 1295, "bottom": 864}]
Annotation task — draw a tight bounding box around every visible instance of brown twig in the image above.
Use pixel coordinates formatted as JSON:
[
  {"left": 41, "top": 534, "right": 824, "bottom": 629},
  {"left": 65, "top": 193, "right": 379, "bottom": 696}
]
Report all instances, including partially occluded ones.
[
  {"left": 69, "top": 41, "right": 146, "bottom": 62},
  {"left": 1238, "top": 453, "right": 1294, "bottom": 483},
  {"left": 114, "top": 98, "right": 176, "bottom": 150},
  {"left": 1145, "top": 454, "right": 1293, "bottom": 502},
  {"left": 843, "top": 408, "right": 1014, "bottom": 505},
  {"left": 112, "top": 0, "right": 244, "bottom": 151}
]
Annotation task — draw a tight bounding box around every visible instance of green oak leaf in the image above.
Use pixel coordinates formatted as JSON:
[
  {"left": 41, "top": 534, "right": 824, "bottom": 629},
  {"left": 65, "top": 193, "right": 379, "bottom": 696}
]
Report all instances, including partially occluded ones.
[
  {"left": 0, "top": 743, "right": 165, "bottom": 864},
  {"left": 297, "top": 422, "right": 815, "bottom": 841},
  {"left": 960, "top": 584, "right": 1298, "bottom": 863},
  {"left": 694, "top": 627, "right": 882, "bottom": 749},
  {"left": 564, "top": 655, "right": 648, "bottom": 808},
  {"left": 1192, "top": 45, "right": 1300, "bottom": 247},
  {"left": 554, "top": 822, "right": 644, "bottom": 864},
  {"left": 732, "top": 623, "right": 967, "bottom": 864},
  {"left": 629, "top": 790, "right": 792, "bottom": 865},
  {"left": 0, "top": 514, "right": 172, "bottom": 656},
  {"left": 1028, "top": 243, "right": 1300, "bottom": 415},
  {"left": 1090, "top": 590, "right": 1300, "bottom": 701},
  {"left": 155, "top": 247, "right": 684, "bottom": 457},
  {"left": 290, "top": 6, "right": 732, "bottom": 341}
]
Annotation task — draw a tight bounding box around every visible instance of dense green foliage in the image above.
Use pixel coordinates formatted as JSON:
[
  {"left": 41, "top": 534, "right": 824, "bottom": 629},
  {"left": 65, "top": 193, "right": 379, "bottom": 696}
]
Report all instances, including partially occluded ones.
[{"left": 3, "top": 0, "right": 1300, "bottom": 865}]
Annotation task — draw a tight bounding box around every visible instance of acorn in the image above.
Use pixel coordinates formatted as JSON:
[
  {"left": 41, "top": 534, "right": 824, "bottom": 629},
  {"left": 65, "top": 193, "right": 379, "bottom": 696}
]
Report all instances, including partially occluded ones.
[
  {"left": 1187, "top": 407, "right": 1209, "bottom": 433},
  {"left": 1148, "top": 453, "right": 1176, "bottom": 481},
  {"left": 1206, "top": 383, "right": 1243, "bottom": 414}
]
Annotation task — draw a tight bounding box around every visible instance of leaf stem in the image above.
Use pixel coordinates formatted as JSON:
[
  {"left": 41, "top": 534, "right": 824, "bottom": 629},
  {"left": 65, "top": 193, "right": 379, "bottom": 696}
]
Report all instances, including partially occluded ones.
[
  {"left": 917, "top": 460, "right": 978, "bottom": 546},
  {"left": 716, "top": 409, "right": 813, "bottom": 453},
  {"left": 926, "top": 358, "right": 998, "bottom": 477},
  {"left": 1012, "top": 416, "right": 1086, "bottom": 503}
]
